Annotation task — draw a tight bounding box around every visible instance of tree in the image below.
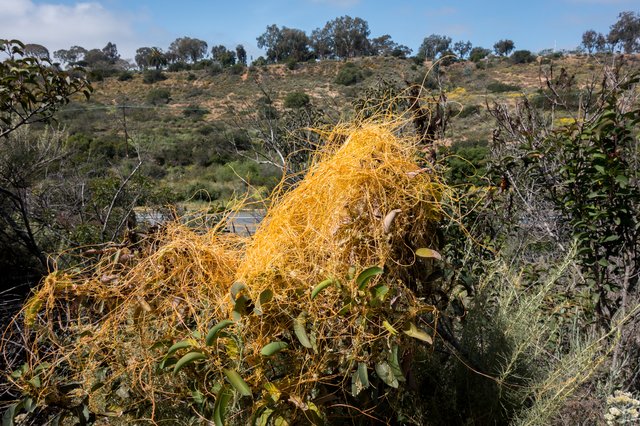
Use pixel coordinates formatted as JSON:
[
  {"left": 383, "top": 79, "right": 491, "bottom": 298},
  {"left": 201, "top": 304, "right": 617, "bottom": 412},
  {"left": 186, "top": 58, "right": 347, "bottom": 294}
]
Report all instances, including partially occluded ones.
[
  {"left": 0, "top": 39, "right": 92, "bottom": 271},
  {"left": 135, "top": 47, "right": 153, "bottom": 69},
  {"left": 369, "top": 34, "right": 411, "bottom": 58},
  {"left": 236, "top": 44, "right": 247, "bottom": 65},
  {"left": 24, "top": 44, "right": 50, "bottom": 60},
  {"left": 53, "top": 45, "right": 87, "bottom": 66},
  {"left": 510, "top": 50, "right": 535, "bottom": 64},
  {"left": 168, "top": 37, "right": 208, "bottom": 63},
  {"left": 211, "top": 45, "right": 236, "bottom": 66},
  {"left": 310, "top": 26, "right": 333, "bottom": 60},
  {"left": 417, "top": 34, "right": 452, "bottom": 61},
  {"left": 257, "top": 24, "right": 283, "bottom": 62},
  {"left": 0, "top": 40, "right": 92, "bottom": 139},
  {"left": 469, "top": 46, "right": 491, "bottom": 62},
  {"left": 102, "top": 42, "right": 120, "bottom": 64},
  {"left": 322, "top": 16, "right": 371, "bottom": 58},
  {"left": 582, "top": 29, "right": 599, "bottom": 55},
  {"left": 607, "top": 11, "right": 640, "bottom": 53},
  {"left": 453, "top": 40, "right": 472, "bottom": 59},
  {"left": 257, "top": 25, "right": 311, "bottom": 62},
  {"left": 493, "top": 39, "right": 515, "bottom": 56}
]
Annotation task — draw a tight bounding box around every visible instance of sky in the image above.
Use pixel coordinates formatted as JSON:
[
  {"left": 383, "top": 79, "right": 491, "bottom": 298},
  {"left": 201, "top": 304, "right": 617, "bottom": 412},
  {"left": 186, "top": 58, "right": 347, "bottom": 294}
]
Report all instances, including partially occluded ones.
[{"left": 0, "top": 0, "right": 636, "bottom": 62}]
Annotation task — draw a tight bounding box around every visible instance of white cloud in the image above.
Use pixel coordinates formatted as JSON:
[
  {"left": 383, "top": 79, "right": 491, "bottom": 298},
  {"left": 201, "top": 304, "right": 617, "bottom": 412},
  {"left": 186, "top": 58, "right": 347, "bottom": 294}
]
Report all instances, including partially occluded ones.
[{"left": 0, "top": 1, "right": 141, "bottom": 60}]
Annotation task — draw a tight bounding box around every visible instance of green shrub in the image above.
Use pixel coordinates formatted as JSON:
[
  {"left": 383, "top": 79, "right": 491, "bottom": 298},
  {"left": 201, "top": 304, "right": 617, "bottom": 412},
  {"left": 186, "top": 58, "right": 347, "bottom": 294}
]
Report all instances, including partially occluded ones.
[
  {"left": 118, "top": 71, "right": 134, "bottom": 81},
  {"left": 146, "top": 88, "right": 171, "bottom": 105},
  {"left": 284, "top": 91, "right": 310, "bottom": 108},
  {"left": 186, "top": 72, "right": 197, "bottom": 81},
  {"left": 487, "top": 81, "right": 521, "bottom": 93},
  {"left": 143, "top": 69, "right": 167, "bottom": 84},
  {"left": 511, "top": 50, "right": 536, "bottom": 64},
  {"left": 335, "top": 62, "right": 365, "bottom": 86},
  {"left": 285, "top": 57, "right": 298, "bottom": 70},
  {"left": 182, "top": 104, "right": 208, "bottom": 120},
  {"left": 167, "top": 62, "right": 191, "bottom": 72},
  {"left": 230, "top": 63, "right": 245, "bottom": 75},
  {"left": 458, "top": 104, "right": 481, "bottom": 118}
]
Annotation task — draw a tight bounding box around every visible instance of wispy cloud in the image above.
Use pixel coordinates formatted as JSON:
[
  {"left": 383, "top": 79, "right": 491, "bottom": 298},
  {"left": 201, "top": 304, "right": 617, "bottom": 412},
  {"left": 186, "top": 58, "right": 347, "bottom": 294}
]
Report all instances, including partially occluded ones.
[{"left": 0, "top": 0, "right": 141, "bottom": 59}]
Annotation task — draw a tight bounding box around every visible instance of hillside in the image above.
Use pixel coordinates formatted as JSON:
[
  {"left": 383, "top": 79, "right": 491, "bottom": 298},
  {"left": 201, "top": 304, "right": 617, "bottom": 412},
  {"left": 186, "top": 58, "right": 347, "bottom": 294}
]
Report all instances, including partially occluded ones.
[{"left": 55, "top": 53, "right": 639, "bottom": 209}]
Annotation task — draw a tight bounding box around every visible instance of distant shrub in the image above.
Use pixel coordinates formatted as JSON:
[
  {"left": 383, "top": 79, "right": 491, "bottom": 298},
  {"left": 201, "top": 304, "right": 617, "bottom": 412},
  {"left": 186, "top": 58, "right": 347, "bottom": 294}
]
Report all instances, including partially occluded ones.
[
  {"left": 284, "top": 91, "right": 310, "bottom": 108},
  {"left": 168, "top": 62, "right": 191, "bottom": 72},
  {"left": 146, "top": 88, "right": 171, "bottom": 105},
  {"left": 487, "top": 81, "right": 521, "bottom": 93},
  {"left": 335, "top": 62, "right": 365, "bottom": 86},
  {"left": 182, "top": 104, "right": 208, "bottom": 120},
  {"left": 285, "top": 57, "right": 298, "bottom": 70},
  {"left": 143, "top": 69, "right": 167, "bottom": 84},
  {"left": 186, "top": 73, "right": 197, "bottom": 81},
  {"left": 118, "top": 71, "right": 134, "bottom": 81},
  {"left": 207, "top": 63, "right": 223, "bottom": 76},
  {"left": 230, "top": 63, "right": 245, "bottom": 75},
  {"left": 511, "top": 50, "right": 536, "bottom": 64},
  {"left": 469, "top": 47, "right": 491, "bottom": 63},
  {"left": 252, "top": 56, "right": 268, "bottom": 67},
  {"left": 458, "top": 104, "right": 481, "bottom": 118}
]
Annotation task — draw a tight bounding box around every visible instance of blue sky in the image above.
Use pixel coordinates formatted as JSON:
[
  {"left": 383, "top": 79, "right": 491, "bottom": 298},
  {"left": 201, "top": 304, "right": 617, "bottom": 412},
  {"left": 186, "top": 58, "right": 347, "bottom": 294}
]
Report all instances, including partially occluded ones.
[{"left": 0, "top": 0, "right": 636, "bottom": 61}]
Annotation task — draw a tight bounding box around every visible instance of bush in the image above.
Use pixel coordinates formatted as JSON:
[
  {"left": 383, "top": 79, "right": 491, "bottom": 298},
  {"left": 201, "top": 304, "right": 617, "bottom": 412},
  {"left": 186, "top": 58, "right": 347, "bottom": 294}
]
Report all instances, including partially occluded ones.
[
  {"left": 118, "top": 71, "right": 134, "bottom": 81},
  {"left": 186, "top": 73, "right": 197, "bottom": 81},
  {"left": 511, "top": 50, "right": 536, "bottom": 64},
  {"left": 458, "top": 104, "right": 481, "bottom": 118},
  {"left": 487, "top": 81, "right": 521, "bottom": 92},
  {"left": 285, "top": 57, "right": 298, "bottom": 70},
  {"left": 167, "top": 62, "right": 191, "bottom": 72},
  {"left": 146, "top": 88, "right": 171, "bottom": 105},
  {"left": 230, "top": 63, "right": 245, "bottom": 75},
  {"left": 182, "top": 104, "right": 208, "bottom": 120},
  {"left": 335, "top": 62, "right": 365, "bottom": 86},
  {"left": 143, "top": 69, "right": 167, "bottom": 84},
  {"left": 284, "top": 91, "right": 310, "bottom": 108}
]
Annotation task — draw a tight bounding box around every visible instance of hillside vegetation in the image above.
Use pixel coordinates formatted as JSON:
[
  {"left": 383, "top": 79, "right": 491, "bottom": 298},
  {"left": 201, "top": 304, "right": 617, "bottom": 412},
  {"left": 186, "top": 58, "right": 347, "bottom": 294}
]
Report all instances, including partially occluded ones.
[{"left": 2, "top": 36, "right": 640, "bottom": 425}]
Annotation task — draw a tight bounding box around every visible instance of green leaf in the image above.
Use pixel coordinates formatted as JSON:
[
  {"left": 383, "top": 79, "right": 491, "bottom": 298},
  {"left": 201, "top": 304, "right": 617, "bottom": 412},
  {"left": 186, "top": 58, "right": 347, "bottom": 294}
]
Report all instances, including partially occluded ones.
[
  {"left": 213, "top": 386, "right": 233, "bottom": 426},
  {"left": 356, "top": 266, "right": 384, "bottom": 290},
  {"left": 389, "top": 345, "right": 405, "bottom": 382},
  {"left": 415, "top": 248, "right": 442, "bottom": 260},
  {"left": 311, "top": 278, "right": 335, "bottom": 300},
  {"left": 260, "top": 341, "right": 289, "bottom": 356},
  {"left": 254, "top": 289, "right": 274, "bottom": 316},
  {"left": 369, "top": 284, "right": 389, "bottom": 307},
  {"left": 230, "top": 282, "right": 247, "bottom": 300},
  {"left": 403, "top": 321, "right": 433, "bottom": 344},
  {"left": 223, "top": 369, "right": 252, "bottom": 397},
  {"left": 293, "top": 315, "right": 313, "bottom": 349},
  {"left": 166, "top": 339, "right": 195, "bottom": 357},
  {"left": 375, "top": 361, "right": 399, "bottom": 388},
  {"left": 2, "top": 402, "right": 19, "bottom": 426},
  {"left": 173, "top": 351, "right": 206, "bottom": 374},
  {"left": 205, "top": 320, "right": 234, "bottom": 346}
]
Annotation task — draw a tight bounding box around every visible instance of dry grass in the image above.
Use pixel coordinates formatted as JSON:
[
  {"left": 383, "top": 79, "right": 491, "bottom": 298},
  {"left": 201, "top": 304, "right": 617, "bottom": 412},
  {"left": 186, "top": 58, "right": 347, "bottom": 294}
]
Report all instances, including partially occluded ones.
[{"left": 3, "top": 118, "right": 448, "bottom": 423}]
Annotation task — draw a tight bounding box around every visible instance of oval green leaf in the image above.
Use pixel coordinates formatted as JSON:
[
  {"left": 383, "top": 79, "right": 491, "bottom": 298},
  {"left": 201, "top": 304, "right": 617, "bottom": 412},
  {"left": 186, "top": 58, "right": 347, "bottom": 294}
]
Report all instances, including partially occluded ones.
[
  {"left": 205, "top": 320, "right": 234, "bottom": 346},
  {"left": 260, "top": 341, "right": 289, "bottom": 356},
  {"left": 311, "top": 278, "right": 335, "bottom": 300},
  {"left": 403, "top": 321, "right": 433, "bottom": 344},
  {"left": 223, "top": 368, "right": 252, "bottom": 397},
  {"left": 213, "top": 386, "right": 233, "bottom": 426},
  {"left": 293, "top": 315, "right": 313, "bottom": 349},
  {"left": 356, "top": 266, "right": 384, "bottom": 290},
  {"left": 173, "top": 351, "right": 206, "bottom": 374},
  {"left": 166, "top": 339, "right": 194, "bottom": 357}
]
